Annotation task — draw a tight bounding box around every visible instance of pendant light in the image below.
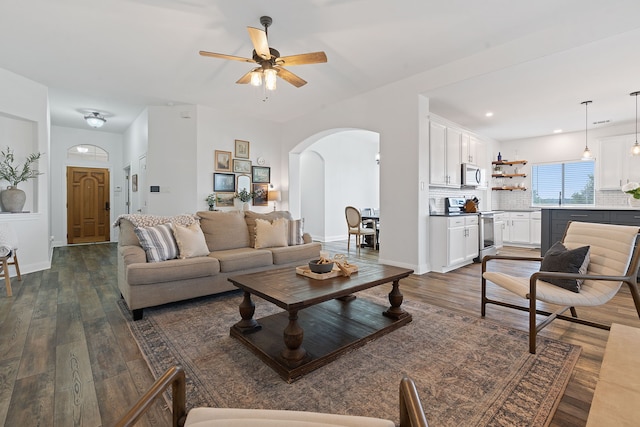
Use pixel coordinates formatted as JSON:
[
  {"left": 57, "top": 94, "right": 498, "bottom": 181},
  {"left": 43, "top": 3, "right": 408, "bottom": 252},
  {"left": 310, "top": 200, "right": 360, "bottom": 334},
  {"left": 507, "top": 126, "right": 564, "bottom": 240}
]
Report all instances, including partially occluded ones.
[
  {"left": 630, "top": 91, "right": 640, "bottom": 156},
  {"left": 581, "top": 100, "right": 593, "bottom": 161}
]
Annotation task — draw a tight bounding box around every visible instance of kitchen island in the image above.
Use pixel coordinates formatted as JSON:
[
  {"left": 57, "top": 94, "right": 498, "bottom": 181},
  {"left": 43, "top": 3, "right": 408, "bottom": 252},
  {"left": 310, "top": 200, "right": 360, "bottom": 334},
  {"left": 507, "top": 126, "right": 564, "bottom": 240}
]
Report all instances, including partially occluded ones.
[{"left": 541, "top": 207, "right": 640, "bottom": 253}]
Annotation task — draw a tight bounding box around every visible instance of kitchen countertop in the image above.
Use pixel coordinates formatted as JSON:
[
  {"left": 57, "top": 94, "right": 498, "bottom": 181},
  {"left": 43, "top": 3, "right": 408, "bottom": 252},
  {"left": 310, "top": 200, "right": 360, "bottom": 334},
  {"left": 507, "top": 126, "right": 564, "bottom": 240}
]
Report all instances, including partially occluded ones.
[
  {"left": 429, "top": 212, "right": 479, "bottom": 217},
  {"left": 540, "top": 206, "right": 640, "bottom": 211}
]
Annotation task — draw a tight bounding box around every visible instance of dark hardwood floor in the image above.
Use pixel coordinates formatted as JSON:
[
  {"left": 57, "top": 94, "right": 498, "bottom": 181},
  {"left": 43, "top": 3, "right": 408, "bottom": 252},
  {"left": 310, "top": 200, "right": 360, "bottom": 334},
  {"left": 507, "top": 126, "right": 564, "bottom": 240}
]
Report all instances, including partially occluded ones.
[{"left": 1, "top": 241, "right": 639, "bottom": 426}]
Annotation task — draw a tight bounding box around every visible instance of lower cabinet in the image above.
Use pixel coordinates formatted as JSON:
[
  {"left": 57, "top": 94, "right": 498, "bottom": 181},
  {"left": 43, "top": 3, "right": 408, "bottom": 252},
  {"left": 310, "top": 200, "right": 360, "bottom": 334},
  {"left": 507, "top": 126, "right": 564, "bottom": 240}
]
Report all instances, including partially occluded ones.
[
  {"left": 507, "top": 212, "right": 531, "bottom": 243},
  {"left": 430, "top": 215, "right": 479, "bottom": 273},
  {"left": 530, "top": 211, "right": 541, "bottom": 246}
]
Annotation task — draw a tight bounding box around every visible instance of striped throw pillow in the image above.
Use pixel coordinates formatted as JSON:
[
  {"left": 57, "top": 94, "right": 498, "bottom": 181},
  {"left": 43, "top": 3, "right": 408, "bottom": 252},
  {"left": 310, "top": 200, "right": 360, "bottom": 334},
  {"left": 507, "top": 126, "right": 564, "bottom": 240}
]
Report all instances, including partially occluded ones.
[
  {"left": 288, "top": 219, "right": 304, "bottom": 246},
  {"left": 134, "top": 223, "right": 178, "bottom": 262}
]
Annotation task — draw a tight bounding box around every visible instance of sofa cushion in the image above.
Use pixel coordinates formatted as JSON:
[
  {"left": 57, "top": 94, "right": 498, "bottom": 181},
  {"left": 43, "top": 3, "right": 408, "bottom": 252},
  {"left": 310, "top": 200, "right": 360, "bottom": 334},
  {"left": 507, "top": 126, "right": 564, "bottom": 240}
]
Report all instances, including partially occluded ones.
[
  {"left": 134, "top": 223, "right": 179, "bottom": 262},
  {"left": 126, "top": 257, "right": 220, "bottom": 286},
  {"left": 118, "top": 218, "right": 141, "bottom": 247},
  {"left": 254, "top": 218, "right": 288, "bottom": 249},
  {"left": 288, "top": 219, "right": 304, "bottom": 245},
  {"left": 173, "top": 222, "right": 210, "bottom": 259},
  {"left": 197, "top": 211, "right": 250, "bottom": 251},
  {"left": 209, "top": 248, "right": 273, "bottom": 273},
  {"left": 269, "top": 242, "right": 322, "bottom": 265},
  {"left": 244, "top": 211, "right": 293, "bottom": 247},
  {"left": 115, "top": 214, "right": 199, "bottom": 247}
]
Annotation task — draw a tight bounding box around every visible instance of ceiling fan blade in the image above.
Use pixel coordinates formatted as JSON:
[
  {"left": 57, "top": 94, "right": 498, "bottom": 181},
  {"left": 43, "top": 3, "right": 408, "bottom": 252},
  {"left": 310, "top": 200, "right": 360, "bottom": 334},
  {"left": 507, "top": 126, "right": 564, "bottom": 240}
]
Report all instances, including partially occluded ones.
[
  {"left": 247, "top": 27, "right": 270, "bottom": 60},
  {"left": 236, "top": 70, "right": 254, "bottom": 85},
  {"left": 199, "top": 51, "right": 255, "bottom": 63},
  {"left": 277, "top": 51, "right": 327, "bottom": 66},
  {"left": 276, "top": 67, "right": 307, "bottom": 88}
]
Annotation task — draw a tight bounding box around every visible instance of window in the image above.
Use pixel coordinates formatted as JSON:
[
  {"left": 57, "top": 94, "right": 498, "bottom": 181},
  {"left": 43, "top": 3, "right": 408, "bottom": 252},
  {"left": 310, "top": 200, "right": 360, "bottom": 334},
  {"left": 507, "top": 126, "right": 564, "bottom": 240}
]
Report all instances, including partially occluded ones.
[
  {"left": 67, "top": 144, "right": 108, "bottom": 162},
  {"left": 531, "top": 160, "right": 594, "bottom": 206}
]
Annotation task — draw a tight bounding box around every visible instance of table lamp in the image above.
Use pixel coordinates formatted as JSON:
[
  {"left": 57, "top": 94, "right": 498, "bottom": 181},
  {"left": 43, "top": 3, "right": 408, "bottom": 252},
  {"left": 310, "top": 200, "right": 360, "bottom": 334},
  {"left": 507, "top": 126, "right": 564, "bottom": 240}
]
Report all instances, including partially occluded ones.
[{"left": 268, "top": 190, "right": 281, "bottom": 211}]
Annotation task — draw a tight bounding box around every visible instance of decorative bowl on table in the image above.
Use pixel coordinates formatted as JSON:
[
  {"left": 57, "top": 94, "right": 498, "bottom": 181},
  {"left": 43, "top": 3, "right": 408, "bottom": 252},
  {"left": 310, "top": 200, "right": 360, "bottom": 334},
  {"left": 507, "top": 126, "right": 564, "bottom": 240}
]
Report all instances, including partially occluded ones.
[{"left": 309, "top": 259, "right": 334, "bottom": 274}]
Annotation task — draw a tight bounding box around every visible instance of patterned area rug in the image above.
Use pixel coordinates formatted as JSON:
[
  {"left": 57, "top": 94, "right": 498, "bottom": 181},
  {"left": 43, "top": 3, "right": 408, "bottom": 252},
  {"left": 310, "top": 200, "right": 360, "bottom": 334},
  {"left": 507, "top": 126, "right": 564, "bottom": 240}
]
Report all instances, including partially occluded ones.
[{"left": 119, "top": 288, "right": 580, "bottom": 427}]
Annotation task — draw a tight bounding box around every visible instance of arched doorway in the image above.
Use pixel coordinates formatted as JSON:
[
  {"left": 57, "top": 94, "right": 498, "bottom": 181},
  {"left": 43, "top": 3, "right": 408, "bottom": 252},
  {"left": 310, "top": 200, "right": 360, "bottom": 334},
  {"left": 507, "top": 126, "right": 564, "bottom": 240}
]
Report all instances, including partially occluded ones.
[{"left": 292, "top": 129, "right": 380, "bottom": 243}]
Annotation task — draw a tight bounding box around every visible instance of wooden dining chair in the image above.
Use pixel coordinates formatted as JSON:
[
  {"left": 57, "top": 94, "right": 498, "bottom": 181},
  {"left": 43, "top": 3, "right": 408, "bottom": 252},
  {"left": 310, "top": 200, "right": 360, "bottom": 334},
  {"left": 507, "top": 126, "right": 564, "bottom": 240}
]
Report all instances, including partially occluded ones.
[
  {"left": 345, "top": 206, "right": 377, "bottom": 254},
  {"left": 0, "top": 223, "right": 21, "bottom": 297}
]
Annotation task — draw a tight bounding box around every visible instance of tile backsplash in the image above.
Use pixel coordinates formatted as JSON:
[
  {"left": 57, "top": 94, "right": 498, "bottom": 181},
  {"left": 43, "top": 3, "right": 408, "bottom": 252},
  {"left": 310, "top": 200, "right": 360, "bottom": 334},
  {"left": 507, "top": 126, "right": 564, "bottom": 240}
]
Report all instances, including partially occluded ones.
[
  {"left": 429, "top": 187, "right": 488, "bottom": 212},
  {"left": 491, "top": 188, "right": 630, "bottom": 210}
]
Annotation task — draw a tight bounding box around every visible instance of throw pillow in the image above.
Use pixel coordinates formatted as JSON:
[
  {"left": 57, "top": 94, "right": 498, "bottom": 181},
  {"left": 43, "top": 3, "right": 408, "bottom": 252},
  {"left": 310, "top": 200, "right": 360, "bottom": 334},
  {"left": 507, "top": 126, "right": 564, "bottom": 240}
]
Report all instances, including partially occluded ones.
[
  {"left": 134, "top": 223, "right": 178, "bottom": 262},
  {"left": 287, "top": 218, "right": 304, "bottom": 246},
  {"left": 172, "top": 222, "right": 209, "bottom": 259},
  {"left": 254, "top": 218, "right": 288, "bottom": 249},
  {"left": 539, "top": 241, "right": 590, "bottom": 292}
]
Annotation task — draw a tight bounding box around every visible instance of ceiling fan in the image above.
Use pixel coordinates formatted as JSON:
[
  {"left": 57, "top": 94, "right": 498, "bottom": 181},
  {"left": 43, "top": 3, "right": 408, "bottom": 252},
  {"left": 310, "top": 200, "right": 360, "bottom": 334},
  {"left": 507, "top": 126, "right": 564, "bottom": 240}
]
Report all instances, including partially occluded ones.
[{"left": 199, "top": 16, "right": 327, "bottom": 89}]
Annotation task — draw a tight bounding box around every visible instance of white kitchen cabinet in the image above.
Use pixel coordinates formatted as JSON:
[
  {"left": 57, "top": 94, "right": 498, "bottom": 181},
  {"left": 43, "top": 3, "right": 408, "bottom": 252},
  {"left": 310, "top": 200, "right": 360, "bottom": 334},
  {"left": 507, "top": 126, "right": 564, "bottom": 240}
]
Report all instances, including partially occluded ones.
[
  {"left": 530, "top": 211, "right": 541, "bottom": 246},
  {"left": 429, "top": 215, "right": 479, "bottom": 273},
  {"left": 461, "top": 133, "right": 484, "bottom": 166},
  {"left": 504, "top": 212, "right": 531, "bottom": 244},
  {"left": 494, "top": 213, "right": 506, "bottom": 250},
  {"left": 598, "top": 134, "right": 640, "bottom": 190},
  {"left": 429, "top": 121, "right": 461, "bottom": 187}
]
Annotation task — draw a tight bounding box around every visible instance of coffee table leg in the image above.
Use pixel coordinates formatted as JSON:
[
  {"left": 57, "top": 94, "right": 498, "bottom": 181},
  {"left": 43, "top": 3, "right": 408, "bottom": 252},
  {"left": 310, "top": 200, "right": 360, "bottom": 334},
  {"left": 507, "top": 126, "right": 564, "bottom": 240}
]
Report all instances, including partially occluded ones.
[
  {"left": 383, "top": 279, "right": 409, "bottom": 319},
  {"left": 233, "top": 291, "right": 262, "bottom": 334},
  {"left": 280, "top": 310, "right": 308, "bottom": 366}
]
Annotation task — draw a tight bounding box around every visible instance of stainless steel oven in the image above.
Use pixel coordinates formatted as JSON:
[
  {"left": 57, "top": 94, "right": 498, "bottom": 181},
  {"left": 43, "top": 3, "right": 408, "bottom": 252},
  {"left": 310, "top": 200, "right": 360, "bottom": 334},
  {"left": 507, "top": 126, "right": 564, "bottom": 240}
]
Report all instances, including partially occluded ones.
[{"left": 474, "top": 211, "right": 500, "bottom": 262}]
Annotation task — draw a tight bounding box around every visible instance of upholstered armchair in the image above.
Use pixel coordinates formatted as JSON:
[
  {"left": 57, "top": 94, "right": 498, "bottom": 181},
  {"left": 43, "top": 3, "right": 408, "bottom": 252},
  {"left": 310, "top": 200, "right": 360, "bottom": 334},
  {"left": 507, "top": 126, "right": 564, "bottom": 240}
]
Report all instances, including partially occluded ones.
[{"left": 115, "top": 366, "right": 429, "bottom": 427}]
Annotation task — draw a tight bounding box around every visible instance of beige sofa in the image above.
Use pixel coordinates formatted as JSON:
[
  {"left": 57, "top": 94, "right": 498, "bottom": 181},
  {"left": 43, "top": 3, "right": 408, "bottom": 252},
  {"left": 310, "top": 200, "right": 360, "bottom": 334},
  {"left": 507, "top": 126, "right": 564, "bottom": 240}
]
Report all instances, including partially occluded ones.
[{"left": 116, "top": 210, "right": 321, "bottom": 320}]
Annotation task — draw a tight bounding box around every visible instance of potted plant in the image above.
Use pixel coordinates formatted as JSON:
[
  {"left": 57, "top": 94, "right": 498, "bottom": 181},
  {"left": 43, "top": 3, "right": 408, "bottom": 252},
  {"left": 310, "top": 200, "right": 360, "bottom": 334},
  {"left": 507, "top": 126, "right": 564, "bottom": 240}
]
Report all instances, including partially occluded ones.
[
  {"left": 234, "top": 188, "right": 255, "bottom": 211},
  {"left": 0, "top": 146, "right": 44, "bottom": 212},
  {"left": 205, "top": 193, "right": 218, "bottom": 211}
]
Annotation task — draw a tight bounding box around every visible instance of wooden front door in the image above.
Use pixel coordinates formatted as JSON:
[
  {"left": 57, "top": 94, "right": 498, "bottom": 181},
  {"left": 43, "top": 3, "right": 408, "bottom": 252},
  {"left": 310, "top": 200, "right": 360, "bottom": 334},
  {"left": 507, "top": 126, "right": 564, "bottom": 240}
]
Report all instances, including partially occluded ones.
[{"left": 67, "top": 167, "right": 110, "bottom": 244}]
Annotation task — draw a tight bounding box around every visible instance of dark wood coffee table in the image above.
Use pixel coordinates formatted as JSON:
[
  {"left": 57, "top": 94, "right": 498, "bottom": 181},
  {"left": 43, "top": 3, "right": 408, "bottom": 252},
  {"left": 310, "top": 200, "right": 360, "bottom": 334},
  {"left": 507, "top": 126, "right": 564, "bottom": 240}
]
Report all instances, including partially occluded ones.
[{"left": 228, "top": 264, "right": 414, "bottom": 382}]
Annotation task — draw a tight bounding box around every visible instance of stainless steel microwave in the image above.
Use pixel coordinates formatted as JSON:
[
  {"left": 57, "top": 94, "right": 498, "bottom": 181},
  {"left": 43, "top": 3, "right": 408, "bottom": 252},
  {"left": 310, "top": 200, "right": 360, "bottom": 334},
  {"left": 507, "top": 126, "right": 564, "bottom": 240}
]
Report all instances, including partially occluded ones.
[{"left": 461, "top": 163, "right": 481, "bottom": 186}]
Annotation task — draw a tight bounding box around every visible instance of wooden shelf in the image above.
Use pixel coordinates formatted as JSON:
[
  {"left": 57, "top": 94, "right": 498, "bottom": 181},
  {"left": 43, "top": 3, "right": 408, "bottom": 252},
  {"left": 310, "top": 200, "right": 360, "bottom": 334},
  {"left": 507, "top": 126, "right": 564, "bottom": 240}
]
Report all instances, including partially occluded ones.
[
  {"left": 491, "top": 173, "right": 527, "bottom": 178},
  {"left": 492, "top": 187, "right": 527, "bottom": 191},
  {"left": 491, "top": 160, "right": 527, "bottom": 166}
]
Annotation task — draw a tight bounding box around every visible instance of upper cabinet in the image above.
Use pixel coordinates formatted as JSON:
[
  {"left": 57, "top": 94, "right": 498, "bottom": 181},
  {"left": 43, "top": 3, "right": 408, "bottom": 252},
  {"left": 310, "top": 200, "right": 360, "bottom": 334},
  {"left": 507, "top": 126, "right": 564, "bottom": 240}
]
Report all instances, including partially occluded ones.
[
  {"left": 598, "top": 135, "right": 640, "bottom": 190},
  {"left": 461, "top": 134, "right": 485, "bottom": 166},
  {"left": 429, "top": 121, "right": 461, "bottom": 187}
]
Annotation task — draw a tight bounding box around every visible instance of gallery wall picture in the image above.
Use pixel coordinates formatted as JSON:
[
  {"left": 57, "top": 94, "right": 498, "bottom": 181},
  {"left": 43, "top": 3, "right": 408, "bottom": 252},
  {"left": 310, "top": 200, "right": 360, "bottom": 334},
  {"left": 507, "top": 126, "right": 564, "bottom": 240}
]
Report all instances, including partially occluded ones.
[
  {"left": 216, "top": 193, "right": 235, "bottom": 207},
  {"left": 213, "top": 173, "right": 235, "bottom": 192},
  {"left": 215, "top": 150, "right": 232, "bottom": 172},
  {"left": 233, "top": 159, "right": 252, "bottom": 174},
  {"left": 252, "top": 183, "right": 268, "bottom": 206},
  {"left": 132, "top": 174, "right": 138, "bottom": 192},
  {"left": 252, "top": 166, "right": 270, "bottom": 183},
  {"left": 235, "top": 139, "right": 250, "bottom": 159}
]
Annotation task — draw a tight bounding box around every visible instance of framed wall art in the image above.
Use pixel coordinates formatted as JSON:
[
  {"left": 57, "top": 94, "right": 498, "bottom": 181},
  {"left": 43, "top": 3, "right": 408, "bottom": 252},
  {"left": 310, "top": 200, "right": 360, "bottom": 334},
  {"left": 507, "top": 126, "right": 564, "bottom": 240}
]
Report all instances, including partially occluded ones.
[
  {"left": 235, "top": 139, "right": 250, "bottom": 159},
  {"left": 213, "top": 173, "right": 235, "bottom": 192},
  {"left": 215, "top": 150, "right": 232, "bottom": 172},
  {"left": 233, "top": 158, "right": 252, "bottom": 174},
  {"left": 252, "top": 183, "right": 268, "bottom": 206},
  {"left": 216, "top": 192, "right": 235, "bottom": 207},
  {"left": 252, "top": 166, "right": 270, "bottom": 183}
]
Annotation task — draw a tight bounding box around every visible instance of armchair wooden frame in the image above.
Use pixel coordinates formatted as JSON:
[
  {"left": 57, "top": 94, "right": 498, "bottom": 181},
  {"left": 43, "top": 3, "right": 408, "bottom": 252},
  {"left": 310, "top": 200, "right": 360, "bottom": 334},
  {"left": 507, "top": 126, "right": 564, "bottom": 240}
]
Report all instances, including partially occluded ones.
[
  {"left": 481, "top": 221, "right": 640, "bottom": 354},
  {"left": 115, "top": 366, "right": 429, "bottom": 427}
]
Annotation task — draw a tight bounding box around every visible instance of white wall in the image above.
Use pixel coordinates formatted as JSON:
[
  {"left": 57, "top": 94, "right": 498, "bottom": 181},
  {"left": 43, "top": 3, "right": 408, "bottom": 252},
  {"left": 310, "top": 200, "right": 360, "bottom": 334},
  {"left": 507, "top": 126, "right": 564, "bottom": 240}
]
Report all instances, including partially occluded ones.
[
  {"left": 50, "top": 126, "right": 124, "bottom": 246},
  {"left": 196, "top": 105, "right": 282, "bottom": 214},
  {"left": 300, "top": 150, "right": 325, "bottom": 240},
  {"left": 495, "top": 122, "right": 636, "bottom": 210},
  {"left": 123, "top": 109, "right": 149, "bottom": 216},
  {"left": 301, "top": 130, "right": 379, "bottom": 242},
  {"left": 0, "top": 67, "right": 50, "bottom": 274}
]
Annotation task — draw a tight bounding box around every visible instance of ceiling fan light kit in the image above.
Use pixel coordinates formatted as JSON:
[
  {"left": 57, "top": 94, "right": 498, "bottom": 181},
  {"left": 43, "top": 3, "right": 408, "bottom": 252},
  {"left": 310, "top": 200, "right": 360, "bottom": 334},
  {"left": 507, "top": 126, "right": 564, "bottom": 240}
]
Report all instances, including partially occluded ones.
[
  {"left": 84, "top": 111, "right": 106, "bottom": 128},
  {"left": 199, "top": 16, "right": 327, "bottom": 96}
]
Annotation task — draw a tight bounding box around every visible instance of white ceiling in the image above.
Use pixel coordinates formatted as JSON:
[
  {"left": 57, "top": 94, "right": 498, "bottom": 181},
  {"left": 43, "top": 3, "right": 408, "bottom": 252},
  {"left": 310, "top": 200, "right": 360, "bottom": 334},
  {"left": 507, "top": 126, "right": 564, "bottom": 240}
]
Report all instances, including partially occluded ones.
[{"left": 2, "top": 0, "right": 640, "bottom": 141}]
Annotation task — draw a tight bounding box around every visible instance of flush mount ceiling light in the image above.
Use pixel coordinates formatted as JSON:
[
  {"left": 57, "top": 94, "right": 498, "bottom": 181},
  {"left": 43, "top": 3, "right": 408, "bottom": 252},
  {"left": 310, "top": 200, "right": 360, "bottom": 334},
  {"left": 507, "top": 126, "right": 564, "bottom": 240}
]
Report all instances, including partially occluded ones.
[
  {"left": 84, "top": 112, "right": 106, "bottom": 128},
  {"left": 630, "top": 91, "right": 640, "bottom": 156},
  {"left": 581, "top": 100, "right": 593, "bottom": 161}
]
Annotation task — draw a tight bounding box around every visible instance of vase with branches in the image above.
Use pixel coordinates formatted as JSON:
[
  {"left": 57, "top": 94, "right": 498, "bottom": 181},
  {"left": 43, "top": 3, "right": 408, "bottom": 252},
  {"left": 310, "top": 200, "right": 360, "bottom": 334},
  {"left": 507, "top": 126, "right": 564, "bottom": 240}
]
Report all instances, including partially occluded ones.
[{"left": 0, "top": 146, "right": 44, "bottom": 212}]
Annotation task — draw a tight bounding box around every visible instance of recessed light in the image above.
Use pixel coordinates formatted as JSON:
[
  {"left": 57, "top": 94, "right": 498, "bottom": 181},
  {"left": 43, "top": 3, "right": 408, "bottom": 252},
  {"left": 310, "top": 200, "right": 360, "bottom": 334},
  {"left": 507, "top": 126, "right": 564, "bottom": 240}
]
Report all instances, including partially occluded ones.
[
  {"left": 553, "top": 129, "right": 563, "bottom": 133},
  {"left": 485, "top": 112, "right": 494, "bottom": 117}
]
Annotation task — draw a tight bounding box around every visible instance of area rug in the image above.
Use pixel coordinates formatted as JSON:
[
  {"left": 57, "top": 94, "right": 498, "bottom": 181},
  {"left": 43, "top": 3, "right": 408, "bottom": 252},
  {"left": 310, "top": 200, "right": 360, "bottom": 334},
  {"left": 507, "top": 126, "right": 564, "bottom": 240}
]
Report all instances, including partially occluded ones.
[{"left": 119, "top": 289, "right": 580, "bottom": 427}]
